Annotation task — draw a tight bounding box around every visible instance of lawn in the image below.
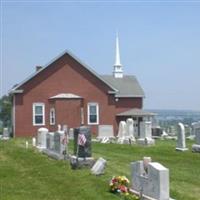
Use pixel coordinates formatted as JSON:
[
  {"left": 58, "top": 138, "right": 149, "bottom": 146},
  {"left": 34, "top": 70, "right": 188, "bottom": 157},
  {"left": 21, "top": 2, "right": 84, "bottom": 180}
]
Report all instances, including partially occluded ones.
[{"left": 0, "top": 138, "right": 200, "bottom": 200}]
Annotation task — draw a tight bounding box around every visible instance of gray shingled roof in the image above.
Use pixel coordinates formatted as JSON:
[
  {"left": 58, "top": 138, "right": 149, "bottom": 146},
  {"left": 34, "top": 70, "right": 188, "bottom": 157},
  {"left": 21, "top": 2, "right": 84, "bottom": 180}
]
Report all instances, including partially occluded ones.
[
  {"left": 100, "top": 75, "right": 145, "bottom": 97},
  {"left": 116, "top": 108, "right": 156, "bottom": 117}
]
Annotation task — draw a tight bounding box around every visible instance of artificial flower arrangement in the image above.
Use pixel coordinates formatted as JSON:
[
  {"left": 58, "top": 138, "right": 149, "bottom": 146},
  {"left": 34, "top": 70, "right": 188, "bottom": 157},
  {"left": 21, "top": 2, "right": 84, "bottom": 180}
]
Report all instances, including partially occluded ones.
[{"left": 109, "top": 176, "right": 139, "bottom": 200}]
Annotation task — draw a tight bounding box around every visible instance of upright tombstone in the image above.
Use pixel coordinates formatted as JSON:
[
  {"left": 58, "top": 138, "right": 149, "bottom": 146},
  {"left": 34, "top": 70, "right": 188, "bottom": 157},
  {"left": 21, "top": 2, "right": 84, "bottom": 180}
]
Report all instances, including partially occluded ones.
[
  {"left": 137, "top": 121, "right": 155, "bottom": 145},
  {"left": 117, "top": 121, "right": 126, "bottom": 138},
  {"left": 126, "top": 118, "right": 136, "bottom": 142},
  {"left": 2, "top": 128, "right": 10, "bottom": 140},
  {"left": 176, "top": 123, "right": 188, "bottom": 151},
  {"left": 130, "top": 158, "right": 172, "bottom": 200},
  {"left": 192, "top": 121, "right": 200, "bottom": 152},
  {"left": 74, "top": 126, "right": 92, "bottom": 158},
  {"left": 69, "top": 128, "right": 74, "bottom": 140},
  {"left": 97, "top": 125, "right": 114, "bottom": 140},
  {"left": 36, "top": 128, "right": 48, "bottom": 150}
]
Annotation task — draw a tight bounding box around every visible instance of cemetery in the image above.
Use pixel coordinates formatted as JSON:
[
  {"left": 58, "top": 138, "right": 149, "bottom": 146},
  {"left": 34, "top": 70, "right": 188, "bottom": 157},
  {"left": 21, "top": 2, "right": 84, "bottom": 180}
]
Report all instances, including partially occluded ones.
[{"left": 0, "top": 122, "right": 200, "bottom": 200}]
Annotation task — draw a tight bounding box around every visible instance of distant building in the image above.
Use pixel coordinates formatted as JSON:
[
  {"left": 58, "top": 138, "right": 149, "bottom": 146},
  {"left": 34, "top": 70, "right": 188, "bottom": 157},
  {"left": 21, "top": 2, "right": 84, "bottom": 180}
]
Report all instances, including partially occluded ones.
[{"left": 10, "top": 36, "right": 155, "bottom": 137}]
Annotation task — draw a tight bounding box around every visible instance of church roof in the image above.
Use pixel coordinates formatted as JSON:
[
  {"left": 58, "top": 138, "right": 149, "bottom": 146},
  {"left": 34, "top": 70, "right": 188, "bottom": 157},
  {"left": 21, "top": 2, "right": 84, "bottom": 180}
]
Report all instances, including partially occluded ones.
[{"left": 101, "top": 75, "right": 145, "bottom": 97}]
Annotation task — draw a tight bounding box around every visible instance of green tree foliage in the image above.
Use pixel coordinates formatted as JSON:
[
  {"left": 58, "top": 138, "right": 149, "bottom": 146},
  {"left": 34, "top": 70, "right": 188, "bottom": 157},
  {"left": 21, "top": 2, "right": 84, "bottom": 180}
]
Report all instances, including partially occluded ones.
[{"left": 0, "top": 94, "right": 12, "bottom": 127}]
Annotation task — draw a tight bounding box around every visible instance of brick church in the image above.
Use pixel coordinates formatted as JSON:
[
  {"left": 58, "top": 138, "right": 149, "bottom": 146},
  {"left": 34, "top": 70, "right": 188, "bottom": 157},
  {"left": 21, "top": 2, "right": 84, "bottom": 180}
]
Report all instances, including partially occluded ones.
[{"left": 10, "top": 36, "right": 154, "bottom": 137}]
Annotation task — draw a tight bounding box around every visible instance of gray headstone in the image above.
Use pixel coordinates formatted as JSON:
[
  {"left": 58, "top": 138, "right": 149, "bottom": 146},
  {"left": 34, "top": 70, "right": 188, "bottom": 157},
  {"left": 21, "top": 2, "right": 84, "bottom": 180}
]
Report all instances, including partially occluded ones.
[
  {"left": 98, "top": 125, "right": 114, "bottom": 138},
  {"left": 176, "top": 123, "right": 188, "bottom": 151},
  {"left": 137, "top": 121, "right": 155, "bottom": 145},
  {"left": 91, "top": 157, "right": 107, "bottom": 175},
  {"left": 131, "top": 159, "right": 170, "bottom": 200},
  {"left": 192, "top": 121, "right": 200, "bottom": 152}
]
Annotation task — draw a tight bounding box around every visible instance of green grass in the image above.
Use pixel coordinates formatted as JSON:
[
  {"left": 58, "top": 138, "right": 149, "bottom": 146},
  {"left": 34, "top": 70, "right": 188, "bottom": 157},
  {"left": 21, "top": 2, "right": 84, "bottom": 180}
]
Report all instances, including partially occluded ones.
[{"left": 0, "top": 139, "right": 200, "bottom": 200}]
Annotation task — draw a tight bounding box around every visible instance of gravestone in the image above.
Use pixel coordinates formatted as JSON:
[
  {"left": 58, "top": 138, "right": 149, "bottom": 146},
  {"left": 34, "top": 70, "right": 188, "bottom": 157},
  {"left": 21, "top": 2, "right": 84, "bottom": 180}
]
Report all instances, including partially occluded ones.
[
  {"left": 43, "top": 131, "right": 67, "bottom": 160},
  {"left": 57, "top": 124, "right": 61, "bottom": 131},
  {"left": 70, "top": 126, "right": 94, "bottom": 169},
  {"left": 97, "top": 125, "right": 114, "bottom": 139},
  {"left": 32, "top": 137, "right": 36, "bottom": 147},
  {"left": 176, "top": 123, "right": 188, "bottom": 151},
  {"left": 126, "top": 118, "right": 136, "bottom": 142},
  {"left": 91, "top": 157, "right": 107, "bottom": 175},
  {"left": 192, "top": 121, "right": 200, "bottom": 152},
  {"left": 69, "top": 128, "right": 74, "bottom": 140},
  {"left": 130, "top": 157, "right": 172, "bottom": 200},
  {"left": 117, "top": 121, "right": 126, "bottom": 138},
  {"left": 2, "top": 128, "right": 10, "bottom": 140},
  {"left": 36, "top": 128, "right": 48, "bottom": 151},
  {"left": 137, "top": 121, "right": 155, "bottom": 145},
  {"left": 74, "top": 126, "right": 92, "bottom": 158}
]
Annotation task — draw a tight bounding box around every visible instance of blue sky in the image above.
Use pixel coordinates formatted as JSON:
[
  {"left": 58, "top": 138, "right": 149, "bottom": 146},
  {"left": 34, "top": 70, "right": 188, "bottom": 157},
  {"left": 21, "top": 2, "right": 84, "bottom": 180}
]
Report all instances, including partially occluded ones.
[{"left": 1, "top": 1, "right": 200, "bottom": 110}]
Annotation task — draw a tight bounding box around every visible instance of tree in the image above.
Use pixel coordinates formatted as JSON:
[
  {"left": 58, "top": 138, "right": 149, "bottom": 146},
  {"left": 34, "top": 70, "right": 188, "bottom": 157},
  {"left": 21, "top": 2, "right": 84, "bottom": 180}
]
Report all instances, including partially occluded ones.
[{"left": 0, "top": 94, "right": 12, "bottom": 127}]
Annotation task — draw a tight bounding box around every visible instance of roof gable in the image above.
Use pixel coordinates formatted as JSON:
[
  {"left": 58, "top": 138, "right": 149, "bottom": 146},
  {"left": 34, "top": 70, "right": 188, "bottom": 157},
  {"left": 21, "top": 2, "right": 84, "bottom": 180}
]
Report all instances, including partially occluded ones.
[{"left": 10, "top": 50, "right": 118, "bottom": 94}]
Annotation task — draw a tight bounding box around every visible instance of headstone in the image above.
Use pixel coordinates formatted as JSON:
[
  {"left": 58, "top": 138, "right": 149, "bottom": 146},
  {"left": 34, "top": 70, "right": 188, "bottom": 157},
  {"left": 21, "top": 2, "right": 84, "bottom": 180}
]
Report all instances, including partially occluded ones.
[
  {"left": 54, "top": 131, "right": 66, "bottom": 155},
  {"left": 91, "top": 157, "right": 107, "bottom": 175},
  {"left": 32, "top": 137, "right": 36, "bottom": 147},
  {"left": 36, "top": 128, "right": 48, "bottom": 150},
  {"left": 63, "top": 124, "right": 68, "bottom": 133},
  {"left": 57, "top": 124, "right": 61, "bottom": 132},
  {"left": 130, "top": 158, "right": 172, "bottom": 200},
  {"left": 2, "top": 128, "right": 10, "bottom": 140},
  {"left": 69, "top": 128, "right": 74, "bottom": 140},
  {"left": 25, "top": 141, "right": 29, "bottom": 149},
  {"left": 74, "top": 126, "right": 92, "bottom": 158},
  {"left": 43, "top": 131, "right": 67, "bottom": 160},
  {"left": 137, "top": 121, "right": 155, "bottom": 145},
  {"left": 98, "top": 125, "right": 114, "bottom": 139},
  {"left": 126, "top": 118, "right": 136, "bottom": 142},
  {"left": 176, "top": 123, "right": 188, "bottom": 151},
  {"left": 117, "top": 121, "right": 126, "bottom": 138},
  {"left": 192, "top": 121, "right": 200, "bottom": 152}
]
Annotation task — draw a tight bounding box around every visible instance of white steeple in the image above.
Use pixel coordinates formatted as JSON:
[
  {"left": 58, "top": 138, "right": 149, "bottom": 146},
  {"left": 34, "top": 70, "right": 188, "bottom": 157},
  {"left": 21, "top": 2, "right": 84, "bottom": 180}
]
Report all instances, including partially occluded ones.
[{"left": 113, "top": 32, "right": 123, "bottom": 78}]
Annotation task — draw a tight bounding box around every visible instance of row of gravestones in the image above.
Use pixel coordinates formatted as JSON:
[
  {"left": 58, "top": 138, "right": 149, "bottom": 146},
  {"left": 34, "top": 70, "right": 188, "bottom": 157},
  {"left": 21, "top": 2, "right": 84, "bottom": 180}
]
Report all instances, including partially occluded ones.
[
  {"left": 117, "top": 119, "right": 155, "bottom": 145},
  {"left": 36, "top": 125, "right": 94, "bottom": 161},
  {"left": 36, "top": 127, "right": 67, "bottom": 160},
  {"left": 176, "top": 122, "right": 200, "bottom": 153}
]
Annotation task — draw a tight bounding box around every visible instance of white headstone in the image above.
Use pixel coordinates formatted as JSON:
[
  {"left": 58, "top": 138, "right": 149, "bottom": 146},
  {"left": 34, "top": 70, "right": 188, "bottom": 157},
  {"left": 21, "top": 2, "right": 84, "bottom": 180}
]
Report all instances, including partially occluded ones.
[
  {"left": 91, "top": 157, "right": 107, "bottom": 175},
  {"left": 32, "top": 137, "right": 36, "bottom": 147},
  {"left": 126, "top": 118, "right": 134, "bottom": 136},
  {"left": 131, "top": 159, "right": 171, "bottom": 200},
  {"left": 137, "top": 121, "right": 155, "bottom": 145},
  {"left": 2, "top": 128, "right": 10, "bottom": 139},
  {"left": 176, "top": 123, "right": 188, "bottom": 151},
  {"left": 98, "top": 125, "right": 114, "bottom": 139},
  {"left": 37, "top": 127, "right": 48, "bottom": 150},
  {"left": 25, "top": 141, "right": 29, "bottom": 149},
  {"left": 57, "top": 124, "right": 61, "bottom": 132},
  {"left": 117, "top": 121, "right": 126, "bottom": 138},
  {"left": 192, "top": 121, "right": 200, "bottom": 152}
]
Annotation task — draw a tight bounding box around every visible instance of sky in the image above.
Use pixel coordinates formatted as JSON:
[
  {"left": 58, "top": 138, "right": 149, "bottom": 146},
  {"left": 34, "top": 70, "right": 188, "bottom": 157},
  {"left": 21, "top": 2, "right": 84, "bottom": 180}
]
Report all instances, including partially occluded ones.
[{"left": 1, "top": 1, "right": 200, "bottom": 110}]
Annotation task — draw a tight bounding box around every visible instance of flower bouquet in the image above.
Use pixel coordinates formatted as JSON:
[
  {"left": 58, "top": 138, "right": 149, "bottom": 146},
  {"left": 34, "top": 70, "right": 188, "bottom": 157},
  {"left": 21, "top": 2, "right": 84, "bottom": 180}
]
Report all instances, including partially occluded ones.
[{"left": 109, "top": 176, "right": 139, "bottom": 200}]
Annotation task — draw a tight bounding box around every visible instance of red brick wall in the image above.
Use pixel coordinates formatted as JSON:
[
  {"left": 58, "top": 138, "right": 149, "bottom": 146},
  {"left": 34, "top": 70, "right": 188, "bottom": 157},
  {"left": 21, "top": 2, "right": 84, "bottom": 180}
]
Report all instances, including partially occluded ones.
[{"left": 14, "top": 53, "right": 143, "bottom": 137}]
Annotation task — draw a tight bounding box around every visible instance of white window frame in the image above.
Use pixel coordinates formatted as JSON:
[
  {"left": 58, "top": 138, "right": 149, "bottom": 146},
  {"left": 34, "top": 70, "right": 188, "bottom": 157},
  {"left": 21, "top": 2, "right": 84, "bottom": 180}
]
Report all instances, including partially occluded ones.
[
  {"left": 33, "top": 103, "right": 45, "bottom": 126},
  {"left": 87, "top": 102, "right": 99, "bottom": 125},
  {"left": 50, "top": 107, "right": 56, "bottom": 125}
]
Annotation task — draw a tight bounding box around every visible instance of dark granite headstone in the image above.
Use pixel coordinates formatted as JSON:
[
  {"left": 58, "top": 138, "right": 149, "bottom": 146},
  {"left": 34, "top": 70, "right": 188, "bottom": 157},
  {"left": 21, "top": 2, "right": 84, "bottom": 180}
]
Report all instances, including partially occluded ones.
[{"left": 74, "top": 126, "right": 92, "bottom": 158}]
